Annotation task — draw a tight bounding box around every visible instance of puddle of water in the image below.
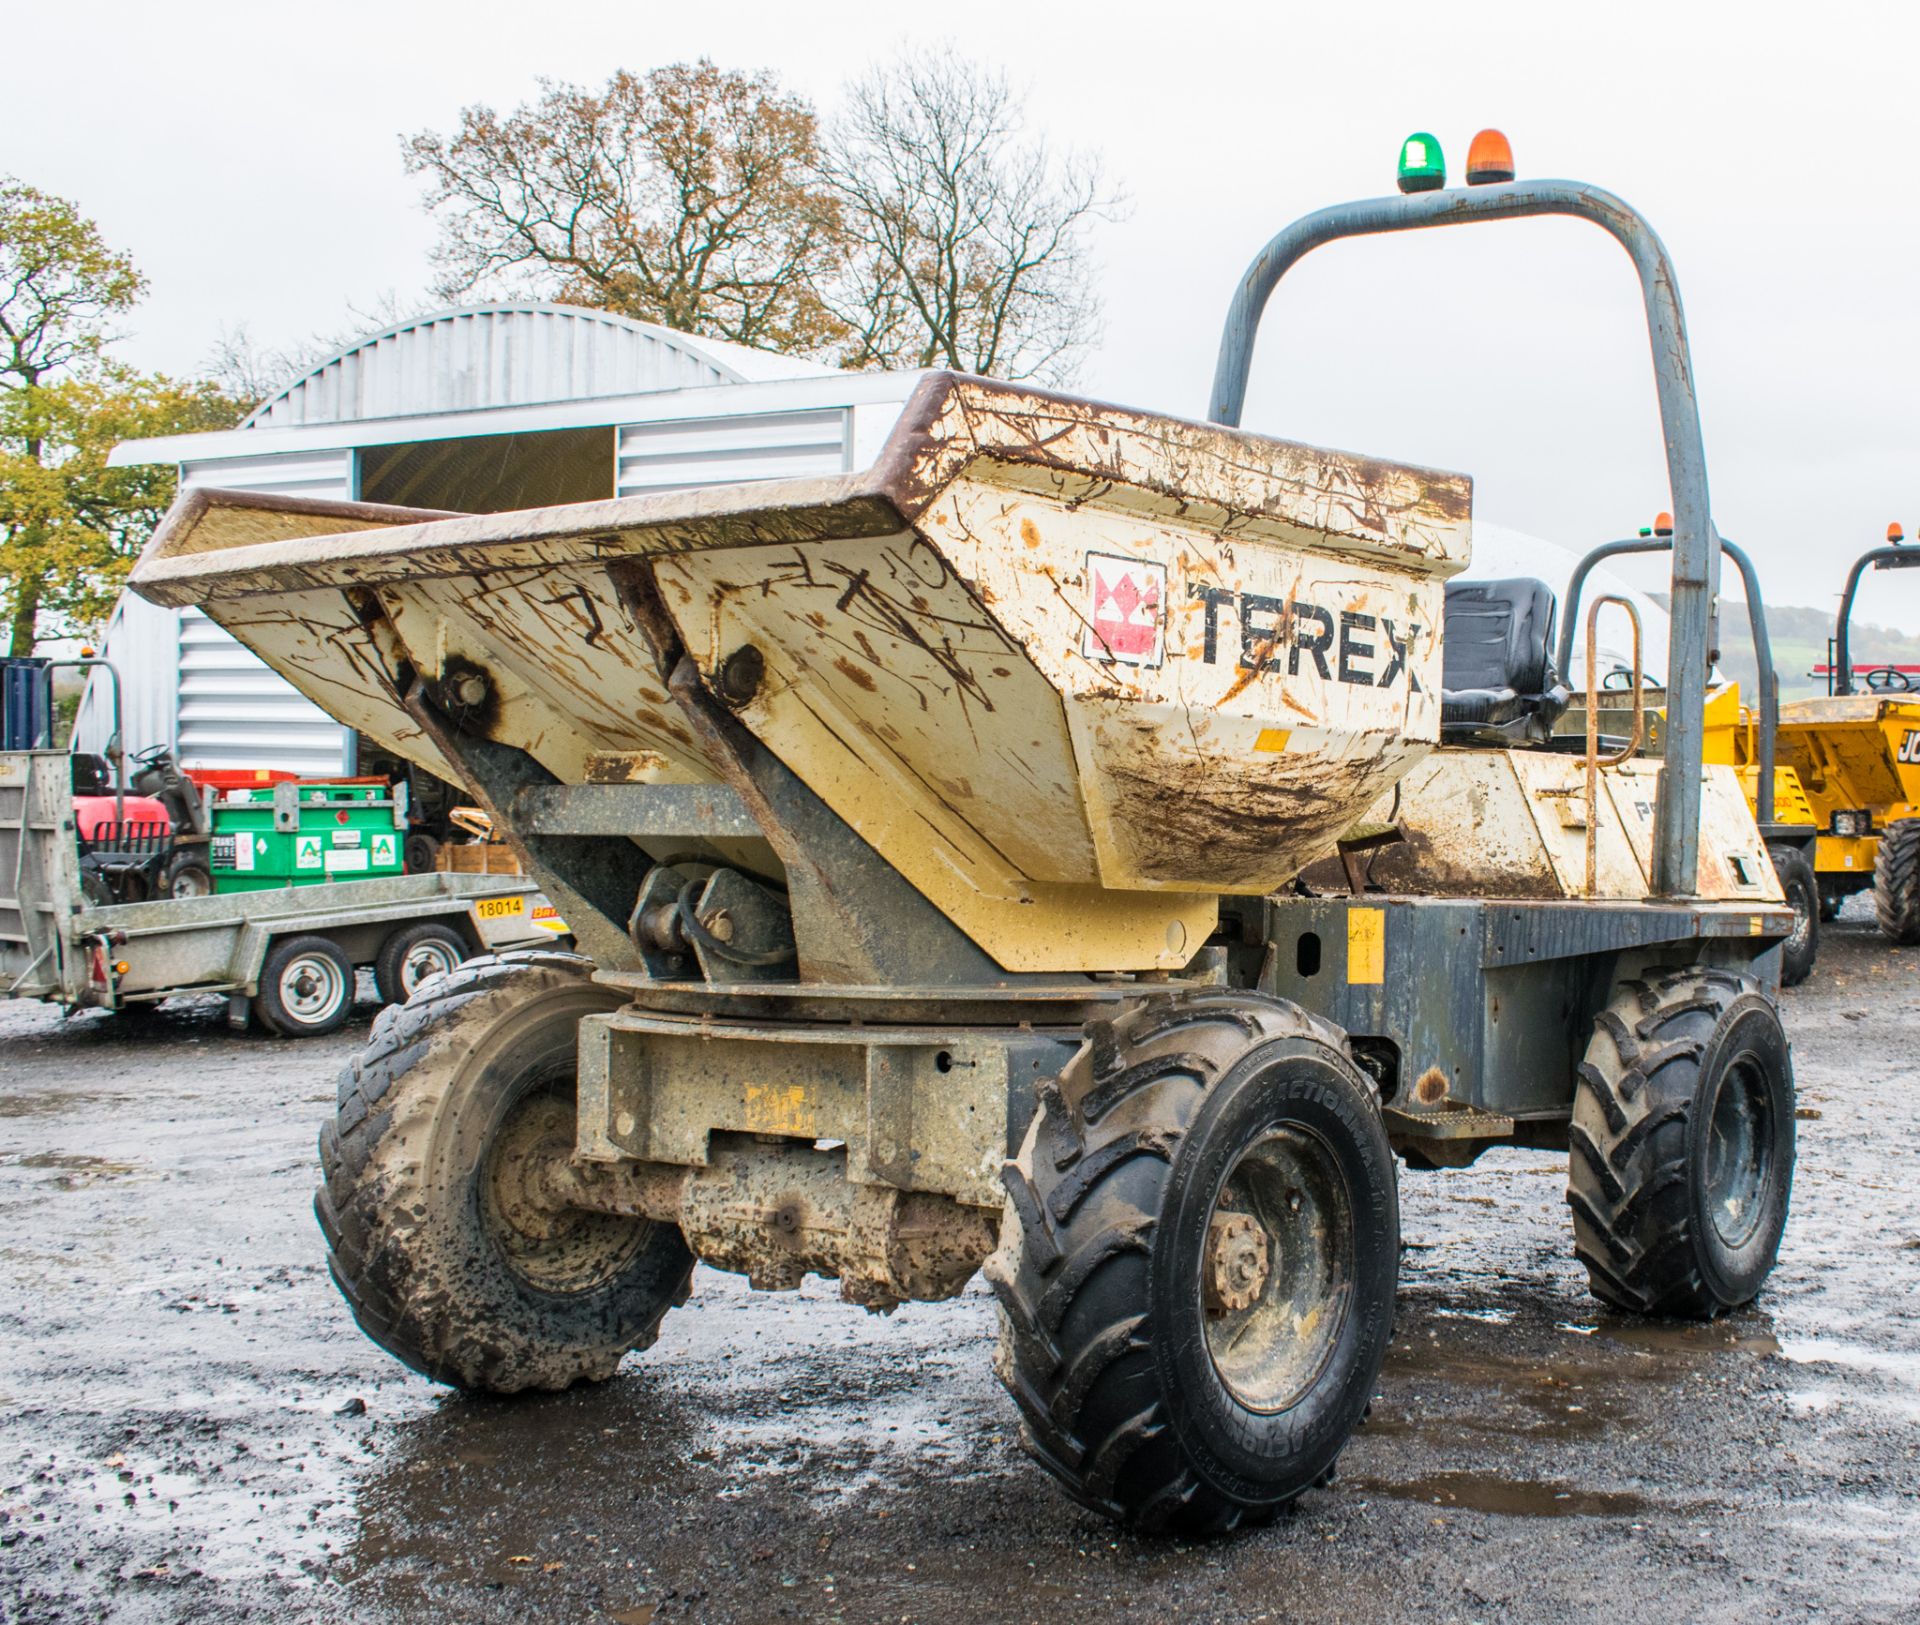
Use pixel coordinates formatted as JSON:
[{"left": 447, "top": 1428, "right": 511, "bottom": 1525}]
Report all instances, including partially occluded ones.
[
  {"left": 0, "top": 1091, "right": 107, "bottom": 1118},
  {"left": 1775, "top": 1337, "right": 1920, "bottom": 1385},
  {"left": 1350, "top": 1470, "right": 1653, "bottom": 1519},
  {"left": 1598, "top": 1321, "right": 1780, "bottom": 1357},
  {"left": 5, "top": 1151, "right": 147, "bottom": 1189}
]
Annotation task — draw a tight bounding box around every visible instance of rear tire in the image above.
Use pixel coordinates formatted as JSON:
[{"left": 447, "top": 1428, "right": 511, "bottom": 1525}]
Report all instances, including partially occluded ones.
[
  {"left": 1765, "top": 843, "right": 1818, "bottom": 986},
  {"left": 257, "top": 935, "right": 355, "bottom": 1038},
  {"left": 374, "top": 921, "right": 468, "bottom": 1005},
  {"left": 316, "top": 952, "right": 693, "bottom": 1392},
  {"left": 1568, "top": 967, "right": 1794, "bottom": 1318},
  {"left": 1873, "top": 819, "right": 1920, "bottom": 945},
  {"left": 986, "top": 989, "right": 1397, "bottom": 1534}
]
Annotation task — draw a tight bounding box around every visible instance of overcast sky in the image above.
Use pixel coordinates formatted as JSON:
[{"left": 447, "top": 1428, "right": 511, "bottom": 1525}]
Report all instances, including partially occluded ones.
[{"left": 12, "top": 0, "right": 1919, "bottom": 637}]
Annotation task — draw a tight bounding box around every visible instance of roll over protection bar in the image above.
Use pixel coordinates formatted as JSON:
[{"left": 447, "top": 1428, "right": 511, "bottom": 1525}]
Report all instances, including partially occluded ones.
[
  {"left": 1208, "top": 179, "right": 1720, "bottom": 898},
  {"left": 1559, "top": 534, "right": 1778, "bottom": 825}
]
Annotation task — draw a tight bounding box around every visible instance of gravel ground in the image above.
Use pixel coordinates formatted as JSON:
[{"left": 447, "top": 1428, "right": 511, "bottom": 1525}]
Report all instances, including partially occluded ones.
[{"left": 2, "top": 909, "right": 1916, "bottom": 1623}]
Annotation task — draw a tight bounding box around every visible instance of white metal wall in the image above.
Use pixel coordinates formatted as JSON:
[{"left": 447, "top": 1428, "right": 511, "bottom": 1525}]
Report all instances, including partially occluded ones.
[
  {"left": 165, "top": 450, "right": 353, "bottom": 774},
  {"left": 617, "top": 408, "right": 851, "bottom": 495},
  {"left": 71, "top": 591, "right": 178, "bottom": 759}
]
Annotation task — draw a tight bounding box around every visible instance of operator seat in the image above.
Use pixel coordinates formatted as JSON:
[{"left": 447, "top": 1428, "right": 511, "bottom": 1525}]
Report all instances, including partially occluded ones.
[{"left": 1439, "top": 578, "right": 1571, "bottom": 746}]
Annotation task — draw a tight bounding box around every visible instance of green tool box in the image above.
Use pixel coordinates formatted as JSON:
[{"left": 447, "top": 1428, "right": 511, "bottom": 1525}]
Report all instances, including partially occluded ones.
[{"left": 209, "top": 779, "right": 410, "bottom": 893}]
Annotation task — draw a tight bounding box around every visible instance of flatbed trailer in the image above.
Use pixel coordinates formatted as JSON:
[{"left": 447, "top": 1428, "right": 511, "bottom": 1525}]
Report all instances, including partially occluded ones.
[{"left": 1, "top": 749, "right": 564, "bottom": 1035}]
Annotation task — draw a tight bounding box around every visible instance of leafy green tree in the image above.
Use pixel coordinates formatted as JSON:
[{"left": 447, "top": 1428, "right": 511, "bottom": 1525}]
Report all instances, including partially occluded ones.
[
  {"left": 1, "top": 373, "right": 242, "bottom": 652},
  {"left": 0, "top": 178, "right": 242, "bottom": 654}
]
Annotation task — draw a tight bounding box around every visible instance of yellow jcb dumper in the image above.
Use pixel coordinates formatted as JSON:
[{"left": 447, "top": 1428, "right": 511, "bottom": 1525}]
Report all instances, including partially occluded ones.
[{"left": 1778, "top": 526, "right": 1920, "bottom": 939}]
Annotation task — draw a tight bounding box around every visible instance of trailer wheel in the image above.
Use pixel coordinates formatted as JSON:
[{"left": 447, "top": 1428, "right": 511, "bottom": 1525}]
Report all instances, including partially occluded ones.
[
  {"left": 985, "top": 989, "right": 1397, "bottom": 1534},
  {"left": 374, "top": 921, "right": 468, "bottom": 1005},
  {"left": 257, "top": 935, "right": 356, "bottom": 1038},
  {"left": 1873, "top": 819, "right": 1920, "bottom": 945},
  {"left": 1568, "top": 967, "right": 1794, "bottom": 1318},
  {"left": 316, "top": 952, "right": 693, "bottom": 1392},
  {"left": 1765, "top": 843, "right": 1818, "bottom": 986}
]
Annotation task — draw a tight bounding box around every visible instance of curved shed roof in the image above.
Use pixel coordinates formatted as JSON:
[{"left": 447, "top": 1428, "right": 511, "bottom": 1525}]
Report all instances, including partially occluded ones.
[{"left": 243, "top": 302, "right": 834, "bottom": 430}]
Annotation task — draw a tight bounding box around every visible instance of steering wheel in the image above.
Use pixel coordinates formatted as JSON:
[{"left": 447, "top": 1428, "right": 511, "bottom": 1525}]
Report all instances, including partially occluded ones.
[
  {"left": 131, "top": 740, "right": 176, "bottom": 764},
  {"left": 1864, "top": 667, "right": 1914, "bottom": 692}
]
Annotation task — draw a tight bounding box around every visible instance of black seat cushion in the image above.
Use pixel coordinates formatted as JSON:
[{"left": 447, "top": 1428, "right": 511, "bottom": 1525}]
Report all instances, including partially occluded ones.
[
  {"left": 1440, "top": 578, "right": 1571, "bottom": 744},
  {"left": 70, "top": 753, "right": 113, "bottom": 796}
]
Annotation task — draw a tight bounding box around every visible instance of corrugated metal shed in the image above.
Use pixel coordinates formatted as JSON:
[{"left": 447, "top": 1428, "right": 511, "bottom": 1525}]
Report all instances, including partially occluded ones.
[
  {"left": 617, "top": 408, "right": 851, "bottom": 494},
  {"left": 245, "top": 303, "right": 831, "bottom": 429}
]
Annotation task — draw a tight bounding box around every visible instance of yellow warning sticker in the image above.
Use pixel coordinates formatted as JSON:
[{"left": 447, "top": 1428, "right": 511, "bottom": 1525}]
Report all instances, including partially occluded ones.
[
  {"left": 1347, "top": 907, "right": 1385, "bottom": 985},
  {"left": 1253, "top": 728, "right": 1292, "bottom": 754},
  {"left": 745, "top": 1083, "right": 814, "bottom": 1137}
]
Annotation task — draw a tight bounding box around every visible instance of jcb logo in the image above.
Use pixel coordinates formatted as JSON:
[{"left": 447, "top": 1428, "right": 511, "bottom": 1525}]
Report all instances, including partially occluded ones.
[
  {"left": 1189, "top": 586, "right": 1420, "bottom": 690},
  {"left": 1899, "top": 729, "right": 1920, "bottom": 765}
]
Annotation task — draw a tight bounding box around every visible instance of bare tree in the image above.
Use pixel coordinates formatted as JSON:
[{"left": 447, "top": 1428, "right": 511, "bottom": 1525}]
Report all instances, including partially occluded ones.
[
  {"left": 403, "top": 62, "right": 846, "bottom": 355},
  {"left": 822, "top": 53, "right": 1120, "bottom": 384}
]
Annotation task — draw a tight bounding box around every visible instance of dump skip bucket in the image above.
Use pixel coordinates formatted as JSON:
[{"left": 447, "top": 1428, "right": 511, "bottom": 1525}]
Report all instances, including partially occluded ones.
[{"left": 133, "top": 372, "right": 1471, "bottom": 971}]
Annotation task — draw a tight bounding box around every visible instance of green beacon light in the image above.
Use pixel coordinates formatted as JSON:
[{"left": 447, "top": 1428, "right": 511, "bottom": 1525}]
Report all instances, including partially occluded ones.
[
  {"left": 1638, "top": 526, "right": 1653, "bottom": 537},
  {"left": 1397, "top": 132, "right": 1446, "bottom": 194}
]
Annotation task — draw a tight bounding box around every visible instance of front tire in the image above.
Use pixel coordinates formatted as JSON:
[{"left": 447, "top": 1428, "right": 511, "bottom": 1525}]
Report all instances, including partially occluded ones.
[
  {"left": 316, "top": 952, "right": 693, "bottom": 1392},
  {"left": 1765, "top": 843, "right": 1819, "bottom": 986},
  {"left": 1873, "top": 819, "right": 1920, "bottom": 945},
  {"left": 1568, "top": 967, "right": 1794, "bottom": 1318},
  {"left": 986, "top": 990, "right": 1398, "bottom": 1534}
]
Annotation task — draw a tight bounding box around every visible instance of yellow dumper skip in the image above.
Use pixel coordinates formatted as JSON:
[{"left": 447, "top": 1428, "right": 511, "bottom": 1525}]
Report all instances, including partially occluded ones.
[{"left": 132, "top": 372, "right": 1472, "bottom": 972}]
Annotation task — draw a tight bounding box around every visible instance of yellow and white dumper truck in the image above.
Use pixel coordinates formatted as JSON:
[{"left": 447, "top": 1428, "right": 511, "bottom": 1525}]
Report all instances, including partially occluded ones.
[{"left": 129, "top": 148, "right": 1796, "bottom": 1534}]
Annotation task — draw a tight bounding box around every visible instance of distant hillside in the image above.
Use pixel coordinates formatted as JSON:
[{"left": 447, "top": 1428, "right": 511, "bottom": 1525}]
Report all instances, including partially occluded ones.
[{"left": 1652, "top": 596, "right": 1920, "bottom": 701}]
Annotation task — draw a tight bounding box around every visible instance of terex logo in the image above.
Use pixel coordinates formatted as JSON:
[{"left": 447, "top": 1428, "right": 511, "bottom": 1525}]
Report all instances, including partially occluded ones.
[
  {"left": 1188, "top": 586, "right": 1421, "bottom": 690},
  {"left": 1084, "top": 553, "right": 1166, "bottom": 666},
  {"left": 1899, "top": 728, "right": 1920, "bottom": 765}
]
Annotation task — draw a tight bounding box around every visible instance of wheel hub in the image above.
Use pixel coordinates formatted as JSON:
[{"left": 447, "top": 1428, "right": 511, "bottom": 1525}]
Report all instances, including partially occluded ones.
[
  {"left": 1202, "top": 1127, "right": 1354, "bottom": 1414},
  {"left": 483, "top": 1088, "right": 652, "bottom": 1292},
  {"left": 1204, "top": 1210, "right": 1272, "bottom": 1313},
  {"left": 282, "top": 955, "right": 343, "bottom": 1021},
  {"left": 488, "top": 1097, "right": 582, "bottom": 1243}
]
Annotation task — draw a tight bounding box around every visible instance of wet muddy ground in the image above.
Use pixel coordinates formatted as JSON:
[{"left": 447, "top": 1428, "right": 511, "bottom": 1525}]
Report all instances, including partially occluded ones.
[{"left": 2, "top": 914, "right": 1917, "bottom": 1624}]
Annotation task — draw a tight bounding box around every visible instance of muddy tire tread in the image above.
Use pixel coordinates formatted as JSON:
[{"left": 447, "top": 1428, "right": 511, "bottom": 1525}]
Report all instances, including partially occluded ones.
[
  {"left": 315, "top": 950, "right": 692, "bottom": 1392},
  {"left": 1766, "top": 843, "right": 1819, "bottom": 986},
  {"left": 986, "top": 988, "right": 1374, "bottom": 1535},
  {"left": 1566, "top": 967, "right": 1781, "bottom": 1318}
]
